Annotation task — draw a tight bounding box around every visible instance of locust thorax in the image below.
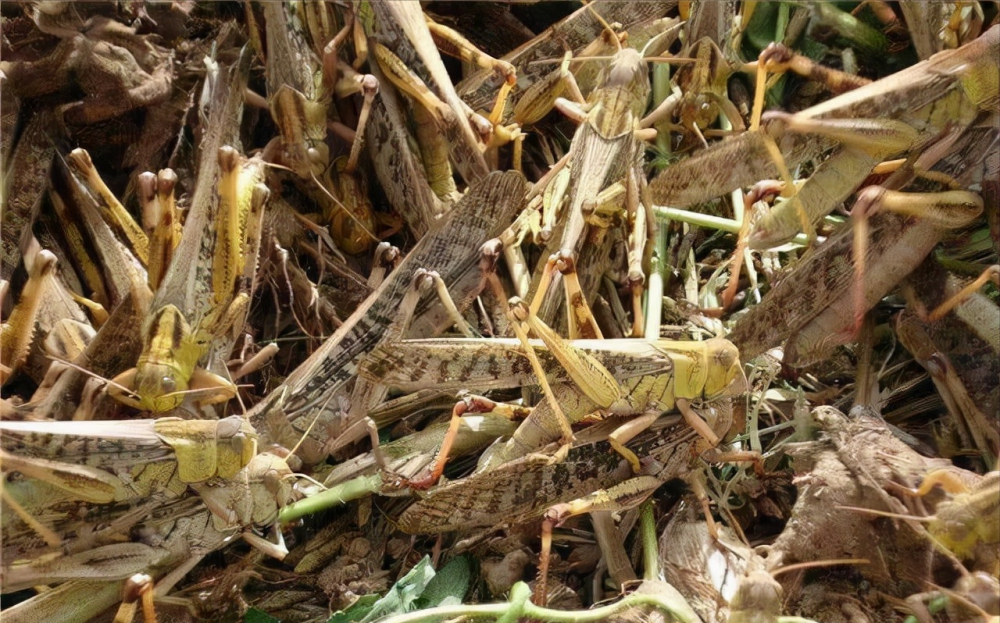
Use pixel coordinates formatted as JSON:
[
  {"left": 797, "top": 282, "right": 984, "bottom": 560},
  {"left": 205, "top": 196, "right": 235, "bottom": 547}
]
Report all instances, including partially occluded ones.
[
  {"left": 661, "top": 338, "right": 744, "bottom": 401},
  {"left": 593, "top": 48, "right": 650, "bottom": 133},
  {"left": 330, "top": 156, "right": 378, "bottom": 255},
  {"left": 269, "top": 85, "right": 330, "bottom": 179}
]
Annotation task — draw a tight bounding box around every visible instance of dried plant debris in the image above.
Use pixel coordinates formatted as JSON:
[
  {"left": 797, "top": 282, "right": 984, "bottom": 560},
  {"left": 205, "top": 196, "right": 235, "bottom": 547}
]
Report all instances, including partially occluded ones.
[{"left": 0, "top": 2, "right": 997, "bottom": 622}]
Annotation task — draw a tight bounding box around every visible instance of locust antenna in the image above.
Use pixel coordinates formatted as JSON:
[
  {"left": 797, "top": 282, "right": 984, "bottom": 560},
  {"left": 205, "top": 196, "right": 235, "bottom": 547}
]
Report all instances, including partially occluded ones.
[{"left": 45, "top": 355, "right": 139, "bottom": 398}]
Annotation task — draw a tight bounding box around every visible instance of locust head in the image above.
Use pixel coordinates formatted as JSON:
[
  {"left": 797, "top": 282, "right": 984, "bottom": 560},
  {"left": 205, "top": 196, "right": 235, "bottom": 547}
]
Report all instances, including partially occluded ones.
[
  {"left": 134, "top": 361, "right": 190, "bottom": 412},
  {"left": 703, "top": 338, "right": 746, "bottom": 400},
  {"left": 131, "top": 304, "right": 201, "bottom": 412}
]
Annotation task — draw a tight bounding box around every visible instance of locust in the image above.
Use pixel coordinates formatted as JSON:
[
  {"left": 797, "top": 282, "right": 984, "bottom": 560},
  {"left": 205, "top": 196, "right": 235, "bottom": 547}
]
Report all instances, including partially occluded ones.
[
  {"left": 351, "top": 0, "right": 511, "bottom": 236},
  {"left": 362, "top": 302, "right": 745, "bottom": 478},
  {"left": 107, "top": 49, "right": 271, "bottom": 413},
  {"left": 108, "top": 146, "right": 268, "bottom": 412},
  {"left": 395, "top": 407, "right": 749, "bottom": 605},
  {"left": 895, "top": 260, "right": 1000, "bottom": 469},
  {"left": 0, "top": 417, "right": 303, "bottom": 623},
  {"left": 0, "top": 416, "right": 257, "bottom": 551},
  {"left": 2, "top": 107, "right": 56, "bottom": 282},
  {"left": 728, "top": 107, "right": 995, "bottom": 366},
  {"left": 522, "top": 30, "right": 659, "bottom": 341},
  {"left": 352, "top": 275, "right": 748, "bottom": 603},
  {"left": 53, "top": 148, "right": 150, "bottom": 314},
  {"left": 30, "top": 51, "right": 253, "bottom": 418},
  {"left": 455, "top": 1, "right": 675, "bottom": 128},
  {"left": 247, "top": 170, "right": 527, "bottom": 466},
  {"left": 651, "top": 25, "right": 998, "bottom": 338},
  {"left": 3, "top": 472, "right": 297, "bottom": 623},
  {"left": 357, "top": 0, "right": 492, "bottom": 192},
  {"left": 650, "top": 24, "right": 999, "bottom": 249},
  {"left": 257, "top": 1, "right": 380, "bottom": 255}
]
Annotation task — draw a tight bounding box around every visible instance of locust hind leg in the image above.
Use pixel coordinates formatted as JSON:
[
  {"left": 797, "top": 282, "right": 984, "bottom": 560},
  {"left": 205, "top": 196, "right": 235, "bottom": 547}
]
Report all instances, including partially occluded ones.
[
  {"left": 848, "top": 186, "right": 984, "bottom": 337},
  {"left": 721, "top": 181, "right": 785, "bottom": 309},
  {"left": 138, "top": 168, "right": 180, "bottom": 292},
  {"left": 927, "top": 265, "right": 999, "bottom": 322},
  {"left": 511, "top": 297, "right": 623, "bottom": 416},
  {"left": 529, "top": 253, "right": 603, "bottom": 340},
  {"left": 0, "top": 249, "right": 57, "bottom": 385},
  {"left": 424, "top": 14, "right": 516, "bottom": 127},
  {"left": 625, "top": 162, "right": 654, "bottom": 338},
  {"left": 113, "top": 573, "right": 156, "bottom": 623},
  {"left": 536, "top": 475, "right": 662, "bottom": 606},
  {"left": 749, "top": 114, "right": 922, "bottom": 249}
]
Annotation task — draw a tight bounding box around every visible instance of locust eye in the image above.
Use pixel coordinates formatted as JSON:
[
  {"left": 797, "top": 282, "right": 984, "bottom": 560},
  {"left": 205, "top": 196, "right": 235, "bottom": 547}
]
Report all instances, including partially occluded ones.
[{"left": 160, "top": 377, "right": 177, "bottom": 394}]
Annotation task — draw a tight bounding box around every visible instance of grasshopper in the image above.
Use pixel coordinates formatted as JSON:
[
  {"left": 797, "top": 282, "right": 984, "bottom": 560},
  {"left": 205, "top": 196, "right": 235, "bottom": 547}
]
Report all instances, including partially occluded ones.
[
  {"left": 355, "top": 273, "right": 747, "bottom": 602},
  {"left": 395, "top": 407, "right": 749, "bottom": 604},
  {"left": 108, "top": 50, "right": 272, "bottom": 412},
  {"left": 896, "top": 260, "right": 1000, "bottom": 468},
  {"left": 362, "top": 307, "right": 744, "bottom": 477},
  {"left": 248, "top": 170, "right": 527, "bottom": 465},
  {"left": 3, "top": 472, "right": 297, "bottom": 623},
  {"left": 500, "top": 11, "right": 691, "bottom": 340},
  {"left": 455, "top": 2, "right": 675, "bottom": 127},
  {"left": 727, "top": 104, "right": 996, "bottom": 365},
  {"left": 357, "top": 0, "right": 492, "bottom": 192},
  {"left": 56, "top": 148, "right": 149, "bottom": 311},
  {"left": 350, "top": 0, "right": 505, "bottom": 237},
  {"left": 1, "top": 418, "right": 302, "bottom": 622},
  {"left": 524, "top": 33, "right": 658, "bottom": 340},
  {"left": 257, "top": 1, "right": 380, "bottom": 255},
  {"left": 0, "top": 416, "right": 257, "bottom": 549},
  {"left": 109, "top": 147, "right": 269, "bottom": 412},
  {"left": 650, "top": 25, "right": 999, "bottom": 249}
]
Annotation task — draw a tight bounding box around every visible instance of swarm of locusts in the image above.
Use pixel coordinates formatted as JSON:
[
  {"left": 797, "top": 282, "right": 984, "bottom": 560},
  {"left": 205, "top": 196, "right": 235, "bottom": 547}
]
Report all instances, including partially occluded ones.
[{"left": 2, "top": 1, "right": 998, "bottom": 622}]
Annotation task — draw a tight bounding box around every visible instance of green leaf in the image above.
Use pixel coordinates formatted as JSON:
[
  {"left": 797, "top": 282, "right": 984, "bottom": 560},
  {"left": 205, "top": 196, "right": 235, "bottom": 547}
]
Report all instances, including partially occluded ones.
[
  {"left": 356, "top": 556, "right": 437, "bottom": 623},
  {"left": 326, "top": 595, "right": 380, "bottom": 623},
  {"left": 245, "top": 608, "right": 280, "bottom": 623},
  {"left": 744, "top": 1, "right": 780, "bottom": 53},
  {"left": 417, "top": 556, "right": 470, "bottom": 608}
]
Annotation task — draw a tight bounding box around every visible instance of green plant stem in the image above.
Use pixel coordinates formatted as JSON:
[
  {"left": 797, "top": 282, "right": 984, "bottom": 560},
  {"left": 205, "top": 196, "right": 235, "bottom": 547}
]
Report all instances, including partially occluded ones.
[
  {"left": 639, "top": 500, "right": 659, "bottom": 580},
  {"left": 654, "top": 205, "right": 811, "bottom": 246},
  {"left": 367, "top": 581, "right": 699, "bottom": 623},
  {"left": 278, "top": 474, "right": 381, "bottom": 523}
]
